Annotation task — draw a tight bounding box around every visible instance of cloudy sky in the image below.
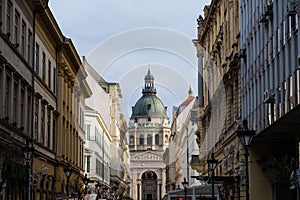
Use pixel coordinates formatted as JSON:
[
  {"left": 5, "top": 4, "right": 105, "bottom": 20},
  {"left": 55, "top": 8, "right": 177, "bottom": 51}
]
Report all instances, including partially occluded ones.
[{"left": 49, "top": 0, "right": 211, "bottom": 120}]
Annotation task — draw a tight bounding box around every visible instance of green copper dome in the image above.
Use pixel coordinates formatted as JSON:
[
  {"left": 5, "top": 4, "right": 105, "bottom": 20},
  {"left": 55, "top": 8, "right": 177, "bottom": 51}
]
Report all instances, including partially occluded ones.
[
  {"left": 131, "top": 66, "right": 168, "bottom": 118},
  {"left": 131, "top": 95, "right": 167, "bottom": 118}
]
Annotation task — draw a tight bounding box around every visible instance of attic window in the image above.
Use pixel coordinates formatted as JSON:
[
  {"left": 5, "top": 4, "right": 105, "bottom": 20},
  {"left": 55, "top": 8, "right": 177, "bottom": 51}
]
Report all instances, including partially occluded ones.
[{"left": 148, "top": 117, "right": 151, "bottom": 121}]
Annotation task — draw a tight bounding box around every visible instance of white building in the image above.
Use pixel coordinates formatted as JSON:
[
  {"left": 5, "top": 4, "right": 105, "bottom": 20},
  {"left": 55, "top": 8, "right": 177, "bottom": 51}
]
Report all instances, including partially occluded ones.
[
  {"left": 168, "top": 87, "right": 200, "bottom": 190},
  {"left": 83, "top": 57, "right": 112, "bottom": 192},
  {"left": 84, "top": 106, "right": 111, "bottom": 187},
  {"left": 83, "top": 57, "right": 129, "bottom": 198}
]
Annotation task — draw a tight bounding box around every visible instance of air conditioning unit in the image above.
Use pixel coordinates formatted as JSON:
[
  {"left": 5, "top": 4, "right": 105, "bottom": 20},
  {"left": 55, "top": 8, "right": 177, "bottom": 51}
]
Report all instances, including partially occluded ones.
[
  {"left": 287, "top": 0, "right": 297, "bottom": 16},
  {"left": 264, "top": 89, "right": 275, "bottom": 103}
]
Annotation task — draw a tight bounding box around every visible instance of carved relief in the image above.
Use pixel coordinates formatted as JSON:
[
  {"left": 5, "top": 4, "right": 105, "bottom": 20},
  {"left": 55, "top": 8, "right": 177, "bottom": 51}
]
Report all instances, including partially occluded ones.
[{"left": 132, "top": 152, "right": 162, "bottom": 160}]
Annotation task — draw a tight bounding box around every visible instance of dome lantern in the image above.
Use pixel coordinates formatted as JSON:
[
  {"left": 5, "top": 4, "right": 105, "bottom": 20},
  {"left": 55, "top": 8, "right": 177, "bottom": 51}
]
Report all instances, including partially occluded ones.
[{"left": 131, "top": 66, "right": 168, "bottom": 119}]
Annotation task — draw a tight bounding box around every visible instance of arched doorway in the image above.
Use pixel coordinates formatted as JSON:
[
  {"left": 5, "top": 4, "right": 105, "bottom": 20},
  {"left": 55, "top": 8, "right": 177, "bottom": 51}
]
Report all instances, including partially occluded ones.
[{"left": 142, "top": 171, "right": 157, "bottom": 200}]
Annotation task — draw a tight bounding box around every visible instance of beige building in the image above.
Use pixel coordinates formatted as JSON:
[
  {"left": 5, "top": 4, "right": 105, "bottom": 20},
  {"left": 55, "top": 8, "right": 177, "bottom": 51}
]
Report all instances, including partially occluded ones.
[
  {"left": 128, "top": 67, "right": 170, "bottom": 200},
  {"left": 191, "top": 0, "right": 243, "bottom": 199}
]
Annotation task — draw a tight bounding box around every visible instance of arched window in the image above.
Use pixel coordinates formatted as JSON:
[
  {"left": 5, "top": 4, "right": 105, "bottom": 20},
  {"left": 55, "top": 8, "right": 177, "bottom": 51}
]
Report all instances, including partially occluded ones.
[
  {"left": 155, "top": 134, "right": 159, "bottom": 145},
  {"left": 139, "top": 134, "right": 144, "bottom": 145},
  {"left": 147, "top": 134, "right": 152, "bottom": 145},
  {"left": 165, "top": 134, "right": 168, "bottom": 143}
]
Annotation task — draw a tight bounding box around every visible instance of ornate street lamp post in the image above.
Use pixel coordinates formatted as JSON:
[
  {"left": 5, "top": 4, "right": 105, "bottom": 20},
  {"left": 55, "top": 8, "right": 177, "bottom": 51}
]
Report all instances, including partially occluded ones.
[
  {"left": 207, "top": 152, "right": 218, "bottom": 200},
  {"left": 237, "top": 119, "right": 255, "bottom": 200},
  {"left": 23, "top": 138, "right": 34, "bottom": 200},
  {"left": 82, "top": 174, "right": 90, "bottom": 194},
  {"left": 63, "top": 164, "right": 73, "bottom": 199},
  {"left": 95, "top": 180, "right": 101, "bottom": 199},
  {"left": 182, "top": 178, "right": 189, "bottom": 200}
]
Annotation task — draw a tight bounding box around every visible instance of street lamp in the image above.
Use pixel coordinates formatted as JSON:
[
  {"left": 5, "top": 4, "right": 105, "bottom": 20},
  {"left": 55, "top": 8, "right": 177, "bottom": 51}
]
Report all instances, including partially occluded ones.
[
  {"left": 237, "top": 119, "right": 255, "bottom": 200},
  {"left": 82, "top": 174, "right": 90, "bottom": 194},
  {"left": 207, "top": 152, "right": 218, "bottom": 200},
  {"left": 23, "top": 138, "right": 34, "bottom": 200},
  {"left": 63, "top": 164, "right": 73, "bottom": 199},
  {"left": 182, "top": 178, "right": 189, "bottom": 200},
  {"left": 95, "top": 180, "right": 101, "bottom": 199}
]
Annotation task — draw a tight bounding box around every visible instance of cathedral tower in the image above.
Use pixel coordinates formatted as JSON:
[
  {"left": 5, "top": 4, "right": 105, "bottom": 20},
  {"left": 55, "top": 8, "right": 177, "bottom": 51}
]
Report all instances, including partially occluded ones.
[{"left": 128, "top": 66, "right": 171, "bottom": 200}]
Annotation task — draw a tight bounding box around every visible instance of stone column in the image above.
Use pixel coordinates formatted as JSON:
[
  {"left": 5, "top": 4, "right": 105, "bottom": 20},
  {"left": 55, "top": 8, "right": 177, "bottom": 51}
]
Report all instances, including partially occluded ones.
[
  {"left": 157, "top": 181, "right": 160, "bottom": 200},
  {"left": 152, "top": 131, "right": 155, "bottom": 146},
  {"left": 161, "top": 168, "right": 166, "bottom": 197}
]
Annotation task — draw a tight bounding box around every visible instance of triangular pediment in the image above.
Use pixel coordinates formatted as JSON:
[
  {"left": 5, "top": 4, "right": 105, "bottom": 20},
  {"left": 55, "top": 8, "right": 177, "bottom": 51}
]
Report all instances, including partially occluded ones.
[{"left": 131, "top": 151, "right": 163, "bottom": 160}]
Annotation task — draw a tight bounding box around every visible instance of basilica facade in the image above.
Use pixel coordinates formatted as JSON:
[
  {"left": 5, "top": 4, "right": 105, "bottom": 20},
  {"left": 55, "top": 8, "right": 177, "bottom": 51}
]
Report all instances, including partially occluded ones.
[{"left": 128, "top": 67, "right": 171, "bottom": 200}]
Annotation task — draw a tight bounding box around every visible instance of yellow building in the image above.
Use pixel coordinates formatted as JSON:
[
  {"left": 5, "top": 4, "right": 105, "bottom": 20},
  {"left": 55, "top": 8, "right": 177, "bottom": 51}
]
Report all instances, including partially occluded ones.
[
  {"left": 192, "top": 0, "right": 243, "bottom": 199},
  {"left": 55, "top": 38, "right": 92, "bottom": 197}
]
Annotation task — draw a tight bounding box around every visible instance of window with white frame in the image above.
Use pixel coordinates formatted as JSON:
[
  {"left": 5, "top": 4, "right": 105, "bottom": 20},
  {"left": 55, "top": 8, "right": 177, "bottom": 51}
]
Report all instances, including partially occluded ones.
[
  {"left": 85, "top": 155, "right": 90, "bottom": 172},
  {"left": 85, "top": 124, "right": 91, "bottom": 140}
]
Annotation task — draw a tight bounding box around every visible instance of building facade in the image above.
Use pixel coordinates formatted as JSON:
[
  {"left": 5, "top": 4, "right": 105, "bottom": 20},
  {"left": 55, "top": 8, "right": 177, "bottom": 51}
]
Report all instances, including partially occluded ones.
[
  {"left": 55, "top": 38, "right": 92, "bottom": 198},
  {"left": 83, "top": 58, "right": 112, "bottom": 196},
  {"left": 166, "top": 88, "right": 200, "bottom": 192},
  {"left": 83, "top": 57, "right": 129, "bottom": 198},
  {"left": 0, "top": 0, "right": 92, "bottom": 199},
  {"left": 192, "top": 0, "right": 242, "bottom": 199},
  {"left": 102, "top": 82, "right": 130, "bottom": 198},
  {"left": 128, "top": 67, "right": 170, "bottom": 200},
  {"left": 0, "top": 0, "right": 36, "bottom": 198},
  {"left": 32, "top": 2, "right": 59, "bottom": 199},
  {"left": 84, "top": 106, "right": 111, "bottom": 192},
  {"left": 240, "top": 0, "right": 300, "bottom": 199}
]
